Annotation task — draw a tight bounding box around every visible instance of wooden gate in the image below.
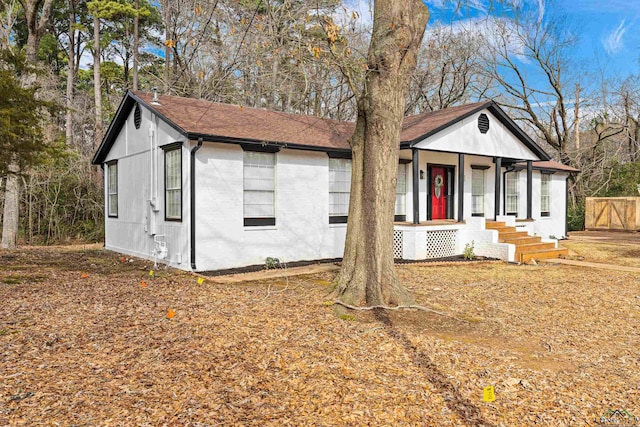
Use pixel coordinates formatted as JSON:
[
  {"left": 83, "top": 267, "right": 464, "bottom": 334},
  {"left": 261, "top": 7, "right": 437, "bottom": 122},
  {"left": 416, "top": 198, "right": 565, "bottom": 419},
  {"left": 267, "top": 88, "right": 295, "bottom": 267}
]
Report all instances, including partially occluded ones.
[{"left": 585, "top": 197, "right": 640, "bottom": 231}]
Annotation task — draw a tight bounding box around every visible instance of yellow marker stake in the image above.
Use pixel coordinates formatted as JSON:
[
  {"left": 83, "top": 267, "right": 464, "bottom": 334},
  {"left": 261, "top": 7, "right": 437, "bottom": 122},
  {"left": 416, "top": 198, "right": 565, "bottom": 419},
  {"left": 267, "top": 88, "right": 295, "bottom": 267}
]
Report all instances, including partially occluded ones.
[
  {"left": 149, "top": 270, "right": 154, "bottom": 277},
  {"left": 197, "top": 277, "right": 205, "bottom": 285},
  {"left": 483, "top": 386, "right": 495, "bottom": 402}
]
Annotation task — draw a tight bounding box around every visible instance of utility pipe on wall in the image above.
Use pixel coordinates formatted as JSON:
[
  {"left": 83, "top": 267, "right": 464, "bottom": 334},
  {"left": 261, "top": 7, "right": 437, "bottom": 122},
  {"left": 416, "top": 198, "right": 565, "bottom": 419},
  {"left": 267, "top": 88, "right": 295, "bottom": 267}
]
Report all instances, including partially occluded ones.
[{"left": 190, "top": 138, "right": 203, "bottom": 270}]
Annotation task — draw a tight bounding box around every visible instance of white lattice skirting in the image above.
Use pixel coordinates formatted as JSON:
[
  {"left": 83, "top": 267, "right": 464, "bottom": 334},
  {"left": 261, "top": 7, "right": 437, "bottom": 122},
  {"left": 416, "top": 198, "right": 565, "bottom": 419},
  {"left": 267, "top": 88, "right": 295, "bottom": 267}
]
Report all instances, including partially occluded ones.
[
  {"left": 425, "top": 230, "right": 457, "bottom": 258},
  {"left": 393, "top": 230, "right": 403, "bottom": 259}
]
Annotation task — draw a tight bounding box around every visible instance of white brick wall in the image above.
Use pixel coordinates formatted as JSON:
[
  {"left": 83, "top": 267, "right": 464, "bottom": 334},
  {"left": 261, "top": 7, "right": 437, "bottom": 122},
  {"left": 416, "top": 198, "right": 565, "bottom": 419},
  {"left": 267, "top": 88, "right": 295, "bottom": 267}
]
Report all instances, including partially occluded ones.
[
  {"left": 104, "top": 104, "right": 190, "bottom": 269},
  {"left": 194, "top": 143, "right": 347, "bottom": 271}
]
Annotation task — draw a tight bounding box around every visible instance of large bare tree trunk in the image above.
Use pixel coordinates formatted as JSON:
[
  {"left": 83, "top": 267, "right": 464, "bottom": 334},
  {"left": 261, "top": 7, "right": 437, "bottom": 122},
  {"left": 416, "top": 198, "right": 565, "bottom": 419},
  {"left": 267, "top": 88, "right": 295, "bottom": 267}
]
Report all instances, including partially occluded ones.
[
  {"left": 1, "top": 0, "right": 54, "bottom": 249},
  {"left": 1, "top": 166, "right": 19, "bottom": 249},
  {"left": 333, "top": 0, "right": 429, "bottom": 307},
  {"left": 93, "top": 15, "right": 103, "bottom": 148}
]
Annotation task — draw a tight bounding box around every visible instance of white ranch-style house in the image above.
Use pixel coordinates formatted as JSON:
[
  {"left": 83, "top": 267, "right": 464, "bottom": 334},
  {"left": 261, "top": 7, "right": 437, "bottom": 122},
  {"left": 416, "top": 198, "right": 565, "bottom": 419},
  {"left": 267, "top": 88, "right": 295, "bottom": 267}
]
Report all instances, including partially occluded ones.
[{"left": 92, "top": 90, "right": 577, "bottom": 271}]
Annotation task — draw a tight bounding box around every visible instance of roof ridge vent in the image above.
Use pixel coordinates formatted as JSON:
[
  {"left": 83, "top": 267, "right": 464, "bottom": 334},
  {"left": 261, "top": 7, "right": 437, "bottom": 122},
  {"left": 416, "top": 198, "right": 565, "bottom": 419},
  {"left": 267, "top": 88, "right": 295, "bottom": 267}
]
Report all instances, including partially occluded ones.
[{"left": 151, "top": 87, "right": 161, "bottom": 105}]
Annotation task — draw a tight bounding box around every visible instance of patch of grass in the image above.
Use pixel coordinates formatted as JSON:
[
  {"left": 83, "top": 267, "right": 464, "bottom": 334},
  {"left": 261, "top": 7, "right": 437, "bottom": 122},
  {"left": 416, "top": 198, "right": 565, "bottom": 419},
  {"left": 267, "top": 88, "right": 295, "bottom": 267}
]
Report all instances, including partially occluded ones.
[
  {"left": 338, "top": 314, "right": 356, "bottom": 321},
  {"left": 1, "top": 274, "right": 48, "bottom": 285},
  {"left": 0, "top": 264, "right": 36, "bottom": 271}
]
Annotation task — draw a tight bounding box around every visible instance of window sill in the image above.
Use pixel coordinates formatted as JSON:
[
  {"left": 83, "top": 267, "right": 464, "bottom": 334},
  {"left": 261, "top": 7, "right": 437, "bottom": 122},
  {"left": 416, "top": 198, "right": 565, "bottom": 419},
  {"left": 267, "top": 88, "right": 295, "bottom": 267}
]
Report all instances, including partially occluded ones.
[
  {"left": 329, "top": 223, "right": 348, "bottom": 228},
  {"left": 244, "top": 226, "right": 278, "bottom": 231}
]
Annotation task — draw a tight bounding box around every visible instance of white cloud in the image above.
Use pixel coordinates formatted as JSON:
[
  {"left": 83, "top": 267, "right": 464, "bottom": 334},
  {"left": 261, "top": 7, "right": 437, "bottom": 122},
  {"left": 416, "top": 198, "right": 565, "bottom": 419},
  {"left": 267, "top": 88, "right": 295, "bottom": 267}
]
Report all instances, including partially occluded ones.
[
  {"left": 338, "top": 0, "right": 372, "bottom": 27},
  {"left": 537, "top": 0, "right": 545, "bottom": 23},
  {"left": 426, "top": 16, "right": 530, "bottom": 63},
  {"left": 602, "top": 19, "right": 628, "bottom": 55}
]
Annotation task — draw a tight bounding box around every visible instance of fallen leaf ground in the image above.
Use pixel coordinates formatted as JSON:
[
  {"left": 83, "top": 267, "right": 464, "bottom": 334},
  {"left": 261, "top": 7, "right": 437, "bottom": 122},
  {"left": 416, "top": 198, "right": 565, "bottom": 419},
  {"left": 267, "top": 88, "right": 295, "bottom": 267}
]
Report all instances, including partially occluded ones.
[{"left": 1, "top": 243, "right": 639, "bottom": 426}]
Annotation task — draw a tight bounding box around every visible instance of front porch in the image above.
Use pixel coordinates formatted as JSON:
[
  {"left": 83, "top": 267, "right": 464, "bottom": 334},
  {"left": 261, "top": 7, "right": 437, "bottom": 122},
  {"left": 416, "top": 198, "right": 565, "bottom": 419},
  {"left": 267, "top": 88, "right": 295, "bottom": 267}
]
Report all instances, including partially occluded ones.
[{"left": 392, "top": 216, "right": 568, "bottom": 263}]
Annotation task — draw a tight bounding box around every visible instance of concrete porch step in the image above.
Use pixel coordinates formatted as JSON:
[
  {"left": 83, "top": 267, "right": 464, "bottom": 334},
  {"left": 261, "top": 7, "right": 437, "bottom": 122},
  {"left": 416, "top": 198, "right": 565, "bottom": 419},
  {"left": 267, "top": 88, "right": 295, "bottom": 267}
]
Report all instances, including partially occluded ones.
[{"left": 519, "top": 248, "right": 569, "bottom": 264}]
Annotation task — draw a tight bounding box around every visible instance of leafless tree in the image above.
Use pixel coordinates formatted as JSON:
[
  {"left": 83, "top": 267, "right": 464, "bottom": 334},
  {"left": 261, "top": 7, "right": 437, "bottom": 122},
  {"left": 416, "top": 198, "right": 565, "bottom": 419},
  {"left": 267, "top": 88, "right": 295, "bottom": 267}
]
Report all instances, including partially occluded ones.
[
  {"left": 406, "top": 24, "right": 490, "bottom": 114},
  {"left": 483, "top": 13, "right": 578, "bottom": 164}
]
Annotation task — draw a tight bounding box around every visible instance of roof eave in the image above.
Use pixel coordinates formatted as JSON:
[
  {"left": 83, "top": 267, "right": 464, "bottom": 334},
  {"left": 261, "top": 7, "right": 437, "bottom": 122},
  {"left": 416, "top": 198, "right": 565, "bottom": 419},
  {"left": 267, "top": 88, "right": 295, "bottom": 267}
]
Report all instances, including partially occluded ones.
[
  {"left": 130, "top": 91, "right": 188, "bottom": 139},
  {"left": 91, "top": 90, "right": 135, "bottom": 165},
  {"left": 486, "top": 101, "right": 551, "bottom": 161},
  {"left": 91, "top": 91, "right": 189, "bottom": 165},
  {"left": 187, "top": 132, "right": 351, "bottom": 153},
  {"left": 403, "top": 101, "right": 493, "bottom": 146}
]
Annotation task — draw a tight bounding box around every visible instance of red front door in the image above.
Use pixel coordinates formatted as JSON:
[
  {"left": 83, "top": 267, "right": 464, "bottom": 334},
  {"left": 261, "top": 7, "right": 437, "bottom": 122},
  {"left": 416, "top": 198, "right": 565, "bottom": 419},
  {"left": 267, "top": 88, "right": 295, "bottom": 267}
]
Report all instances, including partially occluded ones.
[{"left": 431, "top": 167, "right": 447, "bottom": 220}]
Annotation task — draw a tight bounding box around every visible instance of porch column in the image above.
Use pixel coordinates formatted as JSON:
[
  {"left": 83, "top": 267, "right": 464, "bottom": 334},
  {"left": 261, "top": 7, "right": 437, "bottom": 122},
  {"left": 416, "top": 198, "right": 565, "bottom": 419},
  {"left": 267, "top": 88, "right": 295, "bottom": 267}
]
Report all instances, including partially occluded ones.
[
  {"left": 494, "top": 157, "right": 502, "bottom": 220},
  {"left": 412, "top": 148, "right": 420, "bottom": 224},
  {"left": 457, "top": 153, "right": 464, "bottom": 222},
  {"left": 526, "top": 160, "right": 533, "bottom": 219}
]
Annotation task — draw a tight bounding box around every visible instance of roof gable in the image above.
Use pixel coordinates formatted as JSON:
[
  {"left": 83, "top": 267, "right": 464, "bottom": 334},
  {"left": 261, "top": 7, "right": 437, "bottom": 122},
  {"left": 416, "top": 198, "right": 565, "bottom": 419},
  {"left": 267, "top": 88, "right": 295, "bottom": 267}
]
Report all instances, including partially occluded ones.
[
  {"left": 412, "top": 108, "right": 545, "bottom": 161},
  {"left": 92, "top": 91, "right": 551, "bottom": 165}
]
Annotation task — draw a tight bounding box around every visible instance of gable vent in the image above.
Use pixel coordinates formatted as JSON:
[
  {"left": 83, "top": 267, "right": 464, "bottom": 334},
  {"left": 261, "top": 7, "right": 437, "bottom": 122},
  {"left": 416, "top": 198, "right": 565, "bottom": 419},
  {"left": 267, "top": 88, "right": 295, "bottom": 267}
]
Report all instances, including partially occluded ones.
[
  {"left": 478, "top": 113, "right": 489, "bottom": 134},
  {"left": 134, "top": 102, "right": 142, "bottom": 129}
]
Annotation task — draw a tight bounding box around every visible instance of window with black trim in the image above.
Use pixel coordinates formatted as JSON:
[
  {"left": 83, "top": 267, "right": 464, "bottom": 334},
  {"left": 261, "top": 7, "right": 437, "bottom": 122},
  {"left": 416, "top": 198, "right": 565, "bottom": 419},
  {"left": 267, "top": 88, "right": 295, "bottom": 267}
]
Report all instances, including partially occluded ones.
[
  {"left": 165, "top": 147, "right": 182, "bottom": 221},
  {"left": 107, "top": 161, "right": 118, "bottom": 217},
  {"left": 329, "top": 158, "right": 351, "bottom": 223},
  {"left": 471, "top": 167, "right": 485, "bottom": 216},
  {"left": 244, "top": 151, "right": 276, "bottom": 226},
  {"left": 505, "top": 172, "right": 519, "bottom": 215},
  {"left": 540, "top": 173, "right": 551, "bottom": 217},
  {"left": 395, "top": 164, "right": 406, "bottom": 221}
]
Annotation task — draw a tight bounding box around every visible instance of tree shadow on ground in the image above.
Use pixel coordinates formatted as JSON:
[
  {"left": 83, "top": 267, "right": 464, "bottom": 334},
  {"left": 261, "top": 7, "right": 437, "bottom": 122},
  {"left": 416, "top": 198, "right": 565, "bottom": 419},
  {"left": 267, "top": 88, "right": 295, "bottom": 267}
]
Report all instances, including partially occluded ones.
[{"left": 375, "top": 309, "right": 495, "bottom": 427}]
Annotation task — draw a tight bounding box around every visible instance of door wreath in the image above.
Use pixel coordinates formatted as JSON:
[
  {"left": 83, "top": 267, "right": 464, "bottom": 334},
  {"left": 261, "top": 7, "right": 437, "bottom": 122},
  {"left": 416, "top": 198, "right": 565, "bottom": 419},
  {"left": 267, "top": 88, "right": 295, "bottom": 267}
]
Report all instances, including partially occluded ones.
[{"left": 434, "top": 174, "right": 444, "bottom": 199}]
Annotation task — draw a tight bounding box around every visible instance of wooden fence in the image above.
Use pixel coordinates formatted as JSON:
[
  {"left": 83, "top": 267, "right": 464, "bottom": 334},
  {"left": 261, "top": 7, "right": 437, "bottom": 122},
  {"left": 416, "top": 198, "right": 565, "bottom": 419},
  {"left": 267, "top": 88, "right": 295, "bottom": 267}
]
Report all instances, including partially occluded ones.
[{"left": 585, "top": 197, "right": 640, "bottom": 231}]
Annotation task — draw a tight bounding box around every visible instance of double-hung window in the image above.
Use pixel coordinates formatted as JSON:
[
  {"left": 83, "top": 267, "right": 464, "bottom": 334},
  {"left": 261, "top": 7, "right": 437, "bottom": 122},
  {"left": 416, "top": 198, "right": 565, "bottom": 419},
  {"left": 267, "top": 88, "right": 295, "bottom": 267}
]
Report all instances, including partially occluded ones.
[
  {"left": 329, "top": 158, "right": 351, "bottom": 223},
  {"left": 244, "top": 151, "right": 276, "bottom": 226},
  {"left": 505, "top": 172, "right": 519, "bottom": 216},
  {"left": 395, "top": 164, "right": 407, "bottom": 221},
  {"left": 107, "top": 161, "right": 118, "bottom": 217},
  {"left": 164, "top": 145, "right": 182, "bottom": 221},
  {"left": 471, "top": 167, "right": 486, "bottom": 217},
  {"left": 540, "top": 173, "right": 551, "bottom": 217}
]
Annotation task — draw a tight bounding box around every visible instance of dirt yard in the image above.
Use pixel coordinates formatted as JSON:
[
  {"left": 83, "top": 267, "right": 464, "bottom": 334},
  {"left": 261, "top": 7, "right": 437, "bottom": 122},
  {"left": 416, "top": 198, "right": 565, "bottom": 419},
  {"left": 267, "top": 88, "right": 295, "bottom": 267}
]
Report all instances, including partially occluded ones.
[
  {"left": 1, "top": 242, "right": 639, "bottom": 426},
  {"left": 564, "top": 231, "right": 640, "bottom": 267}
]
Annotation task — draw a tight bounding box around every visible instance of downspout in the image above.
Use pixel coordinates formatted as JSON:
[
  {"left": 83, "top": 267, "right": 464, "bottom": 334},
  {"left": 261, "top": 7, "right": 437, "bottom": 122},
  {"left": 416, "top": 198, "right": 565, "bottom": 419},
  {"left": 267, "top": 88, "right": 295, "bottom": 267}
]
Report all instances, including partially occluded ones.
[{"left": 190, "top": 138, "right": 203, "bottom": 270}]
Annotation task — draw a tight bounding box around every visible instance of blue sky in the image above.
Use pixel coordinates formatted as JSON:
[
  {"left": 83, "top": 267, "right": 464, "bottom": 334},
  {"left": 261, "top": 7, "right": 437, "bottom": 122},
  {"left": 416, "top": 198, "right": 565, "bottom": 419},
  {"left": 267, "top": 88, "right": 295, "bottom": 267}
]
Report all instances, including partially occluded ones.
[
  {"left": 346, "top": 0, "right": 640, "bottom": 81},
  {"left": 425, "top": 0, "right": 640, "bottom": 80}
]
